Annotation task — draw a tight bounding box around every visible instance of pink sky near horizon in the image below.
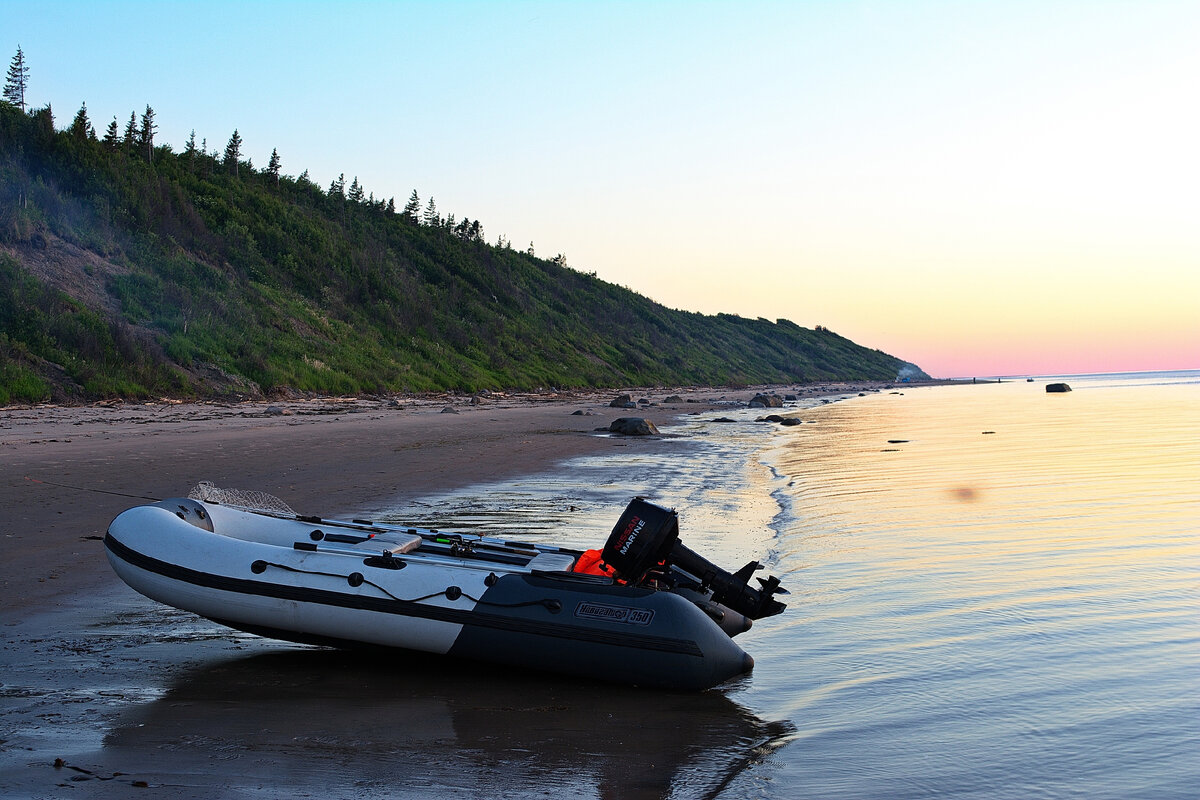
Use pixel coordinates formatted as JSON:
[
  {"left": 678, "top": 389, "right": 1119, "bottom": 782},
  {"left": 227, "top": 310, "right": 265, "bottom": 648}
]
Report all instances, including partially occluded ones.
[{"left": 890, "top": 332, "right": 1199, "bottom": 380}]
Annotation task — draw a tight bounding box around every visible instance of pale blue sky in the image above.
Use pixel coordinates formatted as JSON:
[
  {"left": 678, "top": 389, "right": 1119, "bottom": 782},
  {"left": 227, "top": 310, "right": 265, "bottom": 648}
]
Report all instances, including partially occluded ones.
[{"left": 8, "top": 1, "right": 1200, "bottom": 376}]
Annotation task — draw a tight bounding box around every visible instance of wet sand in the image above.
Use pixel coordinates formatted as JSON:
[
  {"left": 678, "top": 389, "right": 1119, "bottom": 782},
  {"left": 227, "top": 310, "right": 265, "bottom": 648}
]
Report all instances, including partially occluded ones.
[
  {"left": 2, "top": 389, "right": 660, "bottom": 612},
  {"left": 0, "top": 383, "right": 883, "bottom": 797}
]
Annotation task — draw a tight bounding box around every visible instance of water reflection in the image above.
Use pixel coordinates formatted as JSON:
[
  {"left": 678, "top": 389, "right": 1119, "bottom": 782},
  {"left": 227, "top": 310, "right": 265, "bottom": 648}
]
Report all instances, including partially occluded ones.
[
  {"left": 741, "top": 374, "right": 1200, "bottom": 799},
  {"left": 104, "top": 650, "right": 791, "bottom": 799}
]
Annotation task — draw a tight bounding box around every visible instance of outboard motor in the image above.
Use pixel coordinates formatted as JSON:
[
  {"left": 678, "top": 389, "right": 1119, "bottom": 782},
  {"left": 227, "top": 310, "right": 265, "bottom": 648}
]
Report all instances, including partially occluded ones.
[{"left": 602, "top": 498, "right": 787, "bottom": 620}]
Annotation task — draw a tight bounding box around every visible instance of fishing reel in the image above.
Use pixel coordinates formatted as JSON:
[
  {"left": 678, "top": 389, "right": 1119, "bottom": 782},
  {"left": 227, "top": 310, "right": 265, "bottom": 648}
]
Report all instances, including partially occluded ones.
[{"left": 601, "top": 498, "right": 787, "bottom": 620}]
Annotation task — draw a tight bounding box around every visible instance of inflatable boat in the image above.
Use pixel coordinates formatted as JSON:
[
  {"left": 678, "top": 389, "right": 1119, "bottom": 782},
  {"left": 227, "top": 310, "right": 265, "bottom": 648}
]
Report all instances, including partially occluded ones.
[{"left": 105, "top": 485, "right": 787, "bottom": 690}]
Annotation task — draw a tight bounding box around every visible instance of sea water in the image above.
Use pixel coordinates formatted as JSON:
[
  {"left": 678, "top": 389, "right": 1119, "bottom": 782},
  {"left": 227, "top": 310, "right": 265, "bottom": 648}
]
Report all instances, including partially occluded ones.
[
  {"left": 736, "top": 371, "right": 1200, "bottom": 799},
  {"left": 5, "top": 375, "right": 1193, "bottom": 799},
  {"left": 379, "top": 372, "right": 1200, "bottom": 799}
]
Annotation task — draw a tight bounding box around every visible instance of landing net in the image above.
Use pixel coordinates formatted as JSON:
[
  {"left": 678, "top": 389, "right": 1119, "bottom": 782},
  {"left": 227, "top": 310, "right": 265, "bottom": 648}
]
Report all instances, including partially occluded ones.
[{"left": 188, "top": 481, "right": 297, "bottom": 515}]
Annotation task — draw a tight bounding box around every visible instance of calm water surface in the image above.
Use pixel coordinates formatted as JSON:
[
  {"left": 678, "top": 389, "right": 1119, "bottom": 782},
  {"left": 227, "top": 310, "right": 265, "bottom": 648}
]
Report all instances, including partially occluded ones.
[
  {"left": 13, "top": 374, "right": 1189, "bottom": 798},
  {"left": 737, "top": 372, "right": 1200, "bottom": 799},
  {"left": 384, "top": 372, "right": 1200, "bottom": 799}
]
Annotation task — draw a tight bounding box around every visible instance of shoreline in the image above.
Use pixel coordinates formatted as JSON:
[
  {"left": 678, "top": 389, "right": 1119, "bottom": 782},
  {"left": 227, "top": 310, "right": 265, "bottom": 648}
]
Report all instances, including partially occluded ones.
[
  {"left": 0, "top": 379, "right": 917, "bottom": 797},
  {"left": 1, "top": 381, "right": 927, "bottom": 612}
]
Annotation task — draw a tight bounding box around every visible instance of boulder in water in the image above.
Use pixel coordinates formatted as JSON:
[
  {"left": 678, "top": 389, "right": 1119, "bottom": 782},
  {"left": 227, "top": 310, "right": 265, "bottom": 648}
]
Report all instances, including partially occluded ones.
[
  {"left": 749, "top": 393, "right": 783, "bottom": 408},
  {"left": 608, "top": 417, "right": 660, "bottom": 436}
]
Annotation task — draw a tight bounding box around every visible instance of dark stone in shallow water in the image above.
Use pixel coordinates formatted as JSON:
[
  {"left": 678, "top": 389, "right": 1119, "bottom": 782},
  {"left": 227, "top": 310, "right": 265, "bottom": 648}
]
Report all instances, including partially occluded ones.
[
  {"left": 749, "top": 393, "right": 784, "bottom": 408},
  {"left": 608, "top": 417, "right": 660, "bottom": 436},
  {"left": 1045, "top": 383, "right": 1072, "bottom": 393}
]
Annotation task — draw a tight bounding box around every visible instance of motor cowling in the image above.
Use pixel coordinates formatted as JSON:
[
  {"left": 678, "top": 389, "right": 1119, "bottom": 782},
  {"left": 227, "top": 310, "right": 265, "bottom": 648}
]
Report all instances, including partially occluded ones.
[{"left": 601, "top": 498, "right": 787, "bottom": 620}]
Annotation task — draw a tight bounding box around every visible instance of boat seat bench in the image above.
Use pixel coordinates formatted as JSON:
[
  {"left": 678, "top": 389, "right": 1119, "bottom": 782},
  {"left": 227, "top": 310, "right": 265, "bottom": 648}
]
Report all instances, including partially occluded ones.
[
  {"left": 525, "top": 552, "right": 577, "bottom": 571},
  {"left": 351, "top": 533, "right": 424, "bottom": 555}
]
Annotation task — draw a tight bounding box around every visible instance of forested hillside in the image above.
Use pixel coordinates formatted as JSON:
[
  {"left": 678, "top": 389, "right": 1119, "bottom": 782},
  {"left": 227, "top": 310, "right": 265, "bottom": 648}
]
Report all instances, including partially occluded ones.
[{"left": 0, "top": 99, "right": 926, "bottom": 404}]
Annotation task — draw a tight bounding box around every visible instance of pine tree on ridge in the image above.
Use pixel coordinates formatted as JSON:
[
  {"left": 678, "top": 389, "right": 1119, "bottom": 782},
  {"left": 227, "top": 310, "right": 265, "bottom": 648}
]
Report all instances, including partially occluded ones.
[
  {"left": 3, "top": 46, "right": 29, "bottom": 112},
  {"left": 139, "top": 105, "right": 156, "bottom": 163},
  {"left": 224, "top": 129, "right": 242, "bottom": 176}
]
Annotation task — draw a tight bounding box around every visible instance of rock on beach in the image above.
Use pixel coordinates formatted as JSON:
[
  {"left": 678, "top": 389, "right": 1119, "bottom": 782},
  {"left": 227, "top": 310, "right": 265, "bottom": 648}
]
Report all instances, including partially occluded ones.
[
  {"left": 608, "top": 417, "right": 661, "bottom": 436},
  {"left": 749, "top": 393, "right": 783, "bottom": 408}
]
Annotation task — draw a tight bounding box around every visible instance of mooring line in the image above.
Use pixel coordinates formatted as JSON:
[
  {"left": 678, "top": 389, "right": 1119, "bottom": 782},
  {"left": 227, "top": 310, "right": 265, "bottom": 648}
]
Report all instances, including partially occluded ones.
[{"left": 23, "top": 476, "right": 161, "bottom": 501}]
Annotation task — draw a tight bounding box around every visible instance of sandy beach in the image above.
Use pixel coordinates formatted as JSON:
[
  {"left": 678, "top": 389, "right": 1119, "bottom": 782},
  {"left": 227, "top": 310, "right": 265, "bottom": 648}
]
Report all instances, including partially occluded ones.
[
  {"left": 2, "top": 388, "right": 668, "bottom": 612},
  {"left": 0, "top": 382, "right": 885, "bottom": 797}
]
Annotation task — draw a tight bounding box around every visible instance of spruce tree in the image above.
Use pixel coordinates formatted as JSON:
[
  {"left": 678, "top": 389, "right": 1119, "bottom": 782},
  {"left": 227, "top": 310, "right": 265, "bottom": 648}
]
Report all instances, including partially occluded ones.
[
  {"left": 184, "top": 129, "right": 197, "bottom": 171},
  {"left": 266, "top": 148, "right": 281, "bottom": 183},
  {"left": 69, "top": 102, "right": 95, "bottom": 140},
  {"left": 122, "top": 111, "right": 137, "bottom": 147},
  {"left": 102, "top": 116, "right": 119, "bottom": 148},
  {"left": 4, "top": 46, "right": 29, "bottom": 112},
  {"left": 423, "top": 197, "right": 438, "bottom": 226},
  {"left": 138, "top": 105, "right": 156, "bottom": 163},
  {"left": 348, "top": 176, "right": 364, "bottom": 203},
  {"left": 223, "top": 129, "right": 242, "bottom": 176},
  {"left": 31, "top": 103, "right": 53, "bottom": 139},
  {"left": 403, "top": 190, "right": 421, "bottom": 222}
]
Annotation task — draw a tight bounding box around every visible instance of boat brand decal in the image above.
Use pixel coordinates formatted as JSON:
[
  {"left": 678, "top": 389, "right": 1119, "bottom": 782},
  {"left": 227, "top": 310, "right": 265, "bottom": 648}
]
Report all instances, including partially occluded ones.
[
  {"left": 575, "top": 601, "right": 655, "bottom": 626},
  {"left": 615, "top": 516, "right": 644, "bottom": 555}
]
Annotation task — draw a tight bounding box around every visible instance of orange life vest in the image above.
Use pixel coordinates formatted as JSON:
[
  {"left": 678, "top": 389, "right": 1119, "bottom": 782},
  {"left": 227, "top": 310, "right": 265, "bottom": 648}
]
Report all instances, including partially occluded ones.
[{"left": 572, "top": 548, "right": 616, "bottom": 577}]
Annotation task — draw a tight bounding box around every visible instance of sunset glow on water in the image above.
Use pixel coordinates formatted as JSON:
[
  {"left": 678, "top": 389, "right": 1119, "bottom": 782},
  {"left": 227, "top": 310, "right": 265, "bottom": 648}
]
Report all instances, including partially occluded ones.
[
  {"left": 739, "top": 372, "right": 1200, "bottom": 798},
  {"left": 396, "top": 372, "right": 1199, "bottom": 798}
]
